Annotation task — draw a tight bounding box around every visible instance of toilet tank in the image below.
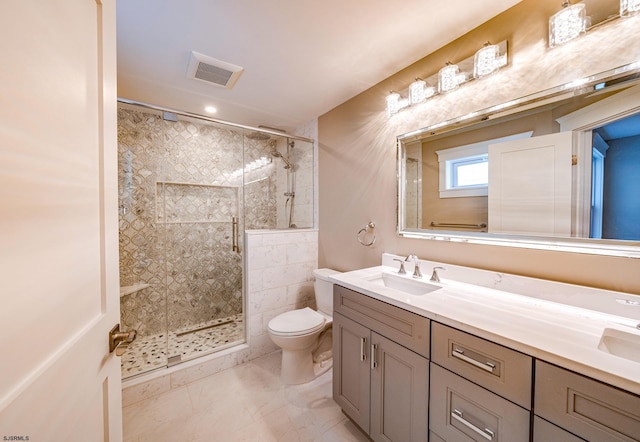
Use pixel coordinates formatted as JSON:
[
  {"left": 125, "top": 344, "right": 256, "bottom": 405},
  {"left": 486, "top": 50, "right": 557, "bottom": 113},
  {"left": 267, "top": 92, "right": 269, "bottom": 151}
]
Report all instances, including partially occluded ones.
[{"left": 313, "top": 268, "right": 340, "bottom": 316}]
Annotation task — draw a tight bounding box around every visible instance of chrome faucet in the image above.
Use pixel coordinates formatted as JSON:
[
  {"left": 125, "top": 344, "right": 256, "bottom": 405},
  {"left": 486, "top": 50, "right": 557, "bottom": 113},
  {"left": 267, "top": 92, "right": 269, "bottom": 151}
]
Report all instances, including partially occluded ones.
[{"left": 430, "top": 266, "right": 446, "bottom": 283}]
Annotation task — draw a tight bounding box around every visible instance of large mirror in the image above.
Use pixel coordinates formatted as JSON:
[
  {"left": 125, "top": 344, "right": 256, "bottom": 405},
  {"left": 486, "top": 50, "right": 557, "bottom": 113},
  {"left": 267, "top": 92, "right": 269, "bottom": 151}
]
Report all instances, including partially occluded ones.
[{"left": 397, "top": 62, "right": 640, "bottom": 257}]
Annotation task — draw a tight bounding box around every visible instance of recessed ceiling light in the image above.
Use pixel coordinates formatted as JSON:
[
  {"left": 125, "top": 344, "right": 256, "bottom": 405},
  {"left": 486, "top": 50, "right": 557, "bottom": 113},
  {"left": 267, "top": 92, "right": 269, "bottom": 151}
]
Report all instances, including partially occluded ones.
[{"left": 205, "top": 106, "right": 217, "bottom": 114}]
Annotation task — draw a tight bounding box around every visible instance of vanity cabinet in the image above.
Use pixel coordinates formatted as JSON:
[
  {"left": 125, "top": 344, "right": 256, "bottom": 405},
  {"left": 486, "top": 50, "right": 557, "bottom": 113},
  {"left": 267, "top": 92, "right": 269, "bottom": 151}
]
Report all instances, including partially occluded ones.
[
  {"left": 333, "top": 285, "right": 430, "bottom": 442},
  {"left": 332, "top": 282, "right": 640, "bottom": 442},
  {"left": 430, "top": 322, "right": 532, "bottom": 441},
  {"left": 535, "top": 361, "right": 640, "bottom": 442}
]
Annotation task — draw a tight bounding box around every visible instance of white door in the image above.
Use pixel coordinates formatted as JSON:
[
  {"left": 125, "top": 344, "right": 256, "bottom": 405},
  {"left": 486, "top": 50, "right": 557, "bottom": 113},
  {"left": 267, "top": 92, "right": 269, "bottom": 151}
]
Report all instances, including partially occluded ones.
[
  {"left": 488, "top": 132, "right": 573, "bottom": 236},
  {"left": 0, "top": 1, "right": 122, "bottom": 441}
]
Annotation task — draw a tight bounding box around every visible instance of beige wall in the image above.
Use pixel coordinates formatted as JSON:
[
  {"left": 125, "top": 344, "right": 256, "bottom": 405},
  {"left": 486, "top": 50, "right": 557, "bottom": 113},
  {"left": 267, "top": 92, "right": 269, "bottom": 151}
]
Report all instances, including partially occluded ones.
[{"left": 318, "top": 0, "right": 640, "bottom": 294}]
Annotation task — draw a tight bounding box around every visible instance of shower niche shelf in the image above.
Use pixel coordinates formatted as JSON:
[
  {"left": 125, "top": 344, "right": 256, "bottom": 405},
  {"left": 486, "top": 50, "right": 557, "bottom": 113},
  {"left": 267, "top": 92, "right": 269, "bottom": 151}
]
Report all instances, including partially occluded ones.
[
  {"left": 156, "top": 181, "right": 240, "bottom": 225},
  {"left": 120, "top": 283, "right": 150, "bottom": 298},
  {"left": 157, "top": 180, "right": 239, "bottom": 188}
]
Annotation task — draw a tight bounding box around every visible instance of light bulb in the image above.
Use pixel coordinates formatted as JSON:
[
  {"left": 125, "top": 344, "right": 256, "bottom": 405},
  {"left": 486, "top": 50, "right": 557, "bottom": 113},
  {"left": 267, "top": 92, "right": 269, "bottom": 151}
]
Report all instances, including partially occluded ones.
[
  {"left": 549, "top": 1, "right": 587, "bottom": 48},
  {"left": 386, "top": 91, "right": 401, "bottom": 116},
  {"left": 474, "top": 43, "right": 504, "bottom": 78},
  {"left": 620, "top": 0, "right": 640, "bottom": 16},
  {"left": 438, "top": 63, "right": 462, "bottom": 93}
]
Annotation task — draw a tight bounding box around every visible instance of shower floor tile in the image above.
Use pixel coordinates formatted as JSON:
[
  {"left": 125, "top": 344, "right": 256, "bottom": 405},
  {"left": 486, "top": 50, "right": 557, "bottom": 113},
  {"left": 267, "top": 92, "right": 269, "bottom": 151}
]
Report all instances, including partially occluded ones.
[{"left": 121, "top": 313, "right": 245, "bottom": 379}]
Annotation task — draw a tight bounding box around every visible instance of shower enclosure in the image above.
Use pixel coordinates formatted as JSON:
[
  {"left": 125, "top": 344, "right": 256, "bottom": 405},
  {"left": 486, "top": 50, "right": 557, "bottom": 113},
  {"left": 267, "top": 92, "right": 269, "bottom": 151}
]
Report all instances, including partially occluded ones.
[{"left": 117, "top": 102, "right": 314, "bottom": 379}]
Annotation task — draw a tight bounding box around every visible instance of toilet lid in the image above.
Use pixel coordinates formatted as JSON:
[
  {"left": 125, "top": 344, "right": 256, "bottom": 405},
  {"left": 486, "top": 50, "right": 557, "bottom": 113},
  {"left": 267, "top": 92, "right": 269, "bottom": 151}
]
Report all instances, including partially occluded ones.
[{"left": 268, "top": 307, "right": 326, "bottom": 336}]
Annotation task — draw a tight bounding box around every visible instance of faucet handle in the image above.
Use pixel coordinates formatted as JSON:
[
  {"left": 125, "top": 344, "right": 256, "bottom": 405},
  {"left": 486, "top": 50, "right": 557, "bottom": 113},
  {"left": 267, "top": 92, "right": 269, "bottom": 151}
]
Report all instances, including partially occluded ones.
[
  {"left": 393, "top": 258, "right": 407, "bottom": 275},
  {"left": 430, "top": 266, "right": 446, "bottom": 283}
]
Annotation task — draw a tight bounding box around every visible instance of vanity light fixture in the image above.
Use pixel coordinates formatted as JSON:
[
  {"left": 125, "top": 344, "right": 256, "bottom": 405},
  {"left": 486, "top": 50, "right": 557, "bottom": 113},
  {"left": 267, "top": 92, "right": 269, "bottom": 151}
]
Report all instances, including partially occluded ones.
[
  {"left": 474, "top": 42, "right": 507, "bottom": 78},
  {"left": 383, "top": 40, "right": 508, "bottom": 116},
  {"left": 409, "top": 78, "right": 436, "bottom": 105},
  {"left": 620, "top": 0, "right": 640, "bottom": 16},
  {"left": 548, "top": 0, "right": 587, "bottom": 48},
  {"left": 438, "top": 62, "right": 464, "bottom": 93}
]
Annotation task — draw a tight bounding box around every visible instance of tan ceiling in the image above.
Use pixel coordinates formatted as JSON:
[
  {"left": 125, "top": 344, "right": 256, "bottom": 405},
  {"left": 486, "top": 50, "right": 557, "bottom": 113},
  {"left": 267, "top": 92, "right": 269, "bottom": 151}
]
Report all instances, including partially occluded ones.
[{"left": 117, "top": 0, "right": 523, "bottom": 132}]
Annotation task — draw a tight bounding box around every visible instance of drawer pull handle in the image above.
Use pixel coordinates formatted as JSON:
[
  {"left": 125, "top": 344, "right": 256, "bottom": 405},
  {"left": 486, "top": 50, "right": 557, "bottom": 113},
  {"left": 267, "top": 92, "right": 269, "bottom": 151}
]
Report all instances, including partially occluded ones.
[
  {"left": 360, "top": 337, "right": 367, "bottom": 362},
  {"left": 452, "top": 347, "right": 496, "bottom": 373},
  {"left": 371, "top": 343, "right": 378, "bottom": 369},
  {"left": 452, "top": 409, "right": 495, "bottom": 441}
]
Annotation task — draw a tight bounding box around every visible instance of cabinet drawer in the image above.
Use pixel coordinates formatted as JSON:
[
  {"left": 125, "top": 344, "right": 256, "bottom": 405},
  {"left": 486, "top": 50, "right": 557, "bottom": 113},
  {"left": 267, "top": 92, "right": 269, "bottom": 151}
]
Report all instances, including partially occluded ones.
[
  {"left": 334, "top": 285, "right": 430, "bottom": 358},
  {"left": 430, "top": 363, "right": 530, "bottom": 442},
  {"left": 535, "top": 361, "right": 640, "bottom": 442},
  {"left": 431, "top": 322, "right": 532, "bottom": 409},
  {"left": 533, "top": 416, "right": 585, "bottom": 442}
]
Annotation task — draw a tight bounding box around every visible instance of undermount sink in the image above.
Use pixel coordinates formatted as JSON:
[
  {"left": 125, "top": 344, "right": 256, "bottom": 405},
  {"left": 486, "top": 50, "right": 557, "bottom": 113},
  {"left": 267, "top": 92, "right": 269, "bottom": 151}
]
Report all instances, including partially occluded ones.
[
  {"left": 367, "top": 272, "right": 441, "bottom": 296},
  {"left": 598, "top": 326, "right": 640, "bottom": 363}
]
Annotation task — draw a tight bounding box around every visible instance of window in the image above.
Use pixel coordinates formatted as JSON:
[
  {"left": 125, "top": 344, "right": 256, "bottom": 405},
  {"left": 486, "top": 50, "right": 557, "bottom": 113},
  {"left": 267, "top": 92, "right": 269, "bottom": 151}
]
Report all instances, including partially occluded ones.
[
  {"left": 449, "top": 154, "right": 488, "bottom": 188},
  {"left": 436, "top": 131, "right": 532, "bottom": 198}
]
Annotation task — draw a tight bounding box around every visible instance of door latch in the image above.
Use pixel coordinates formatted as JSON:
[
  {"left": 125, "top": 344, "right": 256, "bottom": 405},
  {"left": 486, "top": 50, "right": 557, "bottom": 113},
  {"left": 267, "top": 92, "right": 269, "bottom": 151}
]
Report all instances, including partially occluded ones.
[{"left": 109, "top": 323, "right": 137, "bottom": 356}]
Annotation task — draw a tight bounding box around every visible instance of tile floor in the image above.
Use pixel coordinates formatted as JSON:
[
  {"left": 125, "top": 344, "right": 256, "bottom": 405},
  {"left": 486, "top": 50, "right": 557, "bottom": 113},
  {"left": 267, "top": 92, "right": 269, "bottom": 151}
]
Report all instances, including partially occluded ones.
[
  {"left": 122, "top": 314, "right": 245, "bottom": 379},
  {"left": 122, "top": 351, "right": 369, "bottom": 442}
]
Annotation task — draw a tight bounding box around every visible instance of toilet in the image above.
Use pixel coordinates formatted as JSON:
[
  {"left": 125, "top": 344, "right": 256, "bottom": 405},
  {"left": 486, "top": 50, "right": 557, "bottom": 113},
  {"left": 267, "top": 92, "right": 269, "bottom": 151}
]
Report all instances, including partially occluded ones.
[{"left": 267, "top": 268, "right": 340, "bottom": 385}]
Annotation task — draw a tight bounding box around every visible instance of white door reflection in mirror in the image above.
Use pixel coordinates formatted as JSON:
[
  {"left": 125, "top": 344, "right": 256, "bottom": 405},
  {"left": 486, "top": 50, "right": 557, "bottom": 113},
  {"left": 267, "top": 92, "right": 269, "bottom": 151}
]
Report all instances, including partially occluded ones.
[{"left": 488, "top": 132, "right": 573, "bottom": 235}]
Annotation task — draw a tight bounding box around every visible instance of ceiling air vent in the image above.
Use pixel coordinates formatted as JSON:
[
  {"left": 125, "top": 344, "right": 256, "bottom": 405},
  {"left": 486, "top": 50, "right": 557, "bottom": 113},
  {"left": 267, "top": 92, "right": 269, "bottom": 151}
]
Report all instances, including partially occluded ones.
[{"left": 187, "top": 51, "right": 244, "bottom": 89}]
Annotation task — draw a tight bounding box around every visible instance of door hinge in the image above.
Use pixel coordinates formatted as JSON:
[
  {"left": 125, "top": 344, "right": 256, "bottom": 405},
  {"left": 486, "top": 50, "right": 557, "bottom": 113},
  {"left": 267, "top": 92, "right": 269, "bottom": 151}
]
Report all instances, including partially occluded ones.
[{"left": 572, "top": 155, "right": 578, "bottom": 165}]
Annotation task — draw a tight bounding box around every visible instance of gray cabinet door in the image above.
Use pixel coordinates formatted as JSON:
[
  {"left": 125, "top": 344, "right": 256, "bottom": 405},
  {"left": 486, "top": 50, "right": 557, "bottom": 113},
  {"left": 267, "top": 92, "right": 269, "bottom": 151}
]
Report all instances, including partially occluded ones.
[
  {"left": 370, "top": 332, "right": 429, "bottom": 442},
  {"left": 333, "top": 312, "right": 371, "bottom": 433}
]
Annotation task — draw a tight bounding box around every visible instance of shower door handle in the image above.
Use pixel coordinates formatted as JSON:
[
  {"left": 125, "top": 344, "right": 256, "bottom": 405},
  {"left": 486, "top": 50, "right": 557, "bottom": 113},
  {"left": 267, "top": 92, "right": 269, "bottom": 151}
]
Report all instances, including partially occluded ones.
[{"left": 232, "top": 216, "right": 240, "bottom": 253}]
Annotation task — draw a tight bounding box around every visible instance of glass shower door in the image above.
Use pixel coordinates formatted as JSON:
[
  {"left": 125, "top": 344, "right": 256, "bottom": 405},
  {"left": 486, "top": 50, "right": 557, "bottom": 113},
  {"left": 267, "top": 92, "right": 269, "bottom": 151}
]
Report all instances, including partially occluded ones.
[{"left": 161, "top": 115, "right": 245, "bottom": 366}]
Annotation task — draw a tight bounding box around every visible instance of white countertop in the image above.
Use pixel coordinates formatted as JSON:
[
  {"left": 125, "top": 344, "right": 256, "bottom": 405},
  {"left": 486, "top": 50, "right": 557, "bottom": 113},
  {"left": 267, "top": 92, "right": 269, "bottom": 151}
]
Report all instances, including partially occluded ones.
[{"left": 330, "top": 261, "right": 640, "bottom": 396}]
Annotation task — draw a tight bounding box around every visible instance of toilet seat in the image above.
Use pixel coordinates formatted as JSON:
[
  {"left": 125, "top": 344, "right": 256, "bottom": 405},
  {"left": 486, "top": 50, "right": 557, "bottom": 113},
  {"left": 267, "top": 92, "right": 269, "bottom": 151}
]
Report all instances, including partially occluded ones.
[{"left": 268, "top": 307, "right": 326, "bottom": 337}]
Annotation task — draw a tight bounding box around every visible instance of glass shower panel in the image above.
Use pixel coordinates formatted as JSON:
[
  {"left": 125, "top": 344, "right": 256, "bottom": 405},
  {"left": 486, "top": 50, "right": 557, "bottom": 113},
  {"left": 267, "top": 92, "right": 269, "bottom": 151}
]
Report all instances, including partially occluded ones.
[
  {"left": 118, "top": 106, "right": 169, "bottom": 377},
  {"left": 287, "top": 138, "right": 314, "bottom": 229},
  {"left": 161, "top": 115, "right": 245, "bottom": 366},
  {"left": 243, "top": 133, "right": 314, "bottom": 229}
]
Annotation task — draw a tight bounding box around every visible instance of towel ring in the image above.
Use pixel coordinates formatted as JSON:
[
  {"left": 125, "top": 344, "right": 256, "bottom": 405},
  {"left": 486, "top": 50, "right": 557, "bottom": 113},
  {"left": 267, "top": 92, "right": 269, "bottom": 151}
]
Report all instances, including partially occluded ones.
[{"left": 357, "top": 221, "right": 376, "bottom": 246}]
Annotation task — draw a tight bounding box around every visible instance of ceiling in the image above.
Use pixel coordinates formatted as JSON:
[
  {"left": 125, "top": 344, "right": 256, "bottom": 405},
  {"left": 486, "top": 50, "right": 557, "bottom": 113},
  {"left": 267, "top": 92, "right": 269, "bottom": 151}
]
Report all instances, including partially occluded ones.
[
  {"left": 595, "top": 112, "right": 640, "bottom": 141},
  {"left": 116, "top": 0, "right": 523, "bottom": 132}
]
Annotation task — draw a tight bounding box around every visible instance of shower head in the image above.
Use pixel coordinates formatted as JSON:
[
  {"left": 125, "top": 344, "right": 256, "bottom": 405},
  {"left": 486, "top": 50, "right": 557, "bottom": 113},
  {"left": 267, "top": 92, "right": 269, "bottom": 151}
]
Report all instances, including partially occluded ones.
[
  {"left": 270, "top": 150, "right": 293, "bottom": 169},
  {"left": 246, "top": 131, "right": 270, "bottom": 141}
]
